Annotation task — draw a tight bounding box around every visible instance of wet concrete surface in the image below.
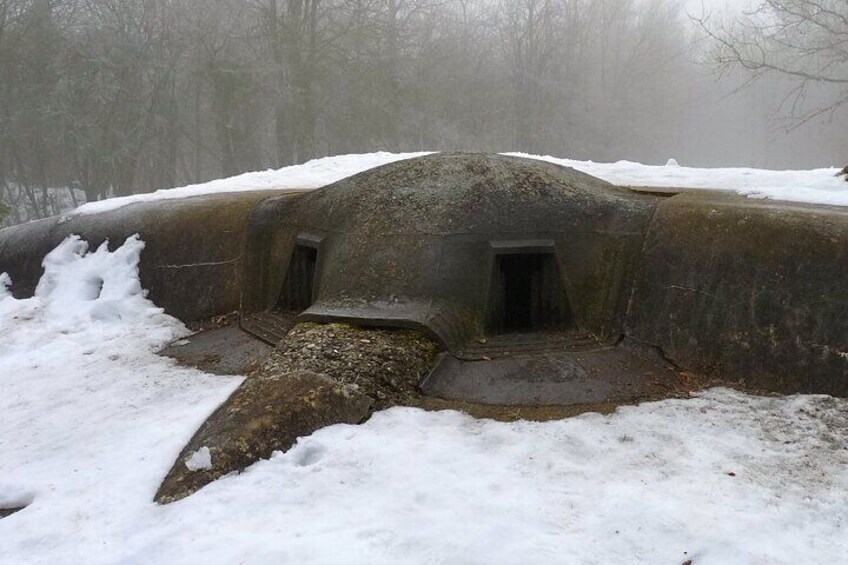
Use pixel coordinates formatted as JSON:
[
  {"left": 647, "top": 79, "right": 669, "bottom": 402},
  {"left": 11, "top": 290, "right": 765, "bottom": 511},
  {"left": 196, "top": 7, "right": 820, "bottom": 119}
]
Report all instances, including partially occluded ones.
[
  {"left": 159, "top": 324, "right": 713, "bottom": 414},
  {"left": 421, "top": 340, "right": 698, "bottom": 406},
  {"left": 159, "top": 326, "right": 272, "bottom": 375}
]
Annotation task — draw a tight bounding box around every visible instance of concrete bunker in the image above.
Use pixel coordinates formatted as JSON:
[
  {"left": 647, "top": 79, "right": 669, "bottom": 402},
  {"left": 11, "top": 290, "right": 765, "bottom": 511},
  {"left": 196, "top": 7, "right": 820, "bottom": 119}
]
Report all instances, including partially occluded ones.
[
  {"left": 3, "top": 152, "right": 848, "bottom": 401},
  {"left": 241, "top": 153, "right": 657, "bottom": 353}
]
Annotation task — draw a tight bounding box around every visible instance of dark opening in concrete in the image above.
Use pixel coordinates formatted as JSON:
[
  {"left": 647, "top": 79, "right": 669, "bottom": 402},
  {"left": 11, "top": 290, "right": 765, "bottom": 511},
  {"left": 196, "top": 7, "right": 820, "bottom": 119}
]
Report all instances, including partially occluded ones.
[
  {"left": 277, "top": 244, "right": 318, "bottom": 312},
  {"left": 489, "top": 252, "right": 571, "bottom": 333}
]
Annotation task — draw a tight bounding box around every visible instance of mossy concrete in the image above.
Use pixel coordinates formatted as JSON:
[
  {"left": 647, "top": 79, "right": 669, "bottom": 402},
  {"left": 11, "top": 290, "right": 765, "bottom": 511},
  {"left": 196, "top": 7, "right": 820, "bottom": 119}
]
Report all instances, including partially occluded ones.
[
  {"left": 155, "top": 322, "right": 439, "bottom": 502},
  {"left": 627, "top": 193, "right": 848, "bottom": 396},
  {"left": 6, "top": 153, "right": 848, "bottom": 501},
  {"left": 243, "top": 153, "right": 659, "bottom": 349},
  {"left": 0, "top": 191, "right": 301, "bottom": 321},
  {"left": 155, "top": 370, "right": 372, "bottom": 503}
]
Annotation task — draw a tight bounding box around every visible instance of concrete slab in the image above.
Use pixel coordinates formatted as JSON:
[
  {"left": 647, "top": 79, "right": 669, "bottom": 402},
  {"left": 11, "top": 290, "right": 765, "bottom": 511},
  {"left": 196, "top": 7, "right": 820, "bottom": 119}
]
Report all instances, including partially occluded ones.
[
  {"left": 421, "top": 341, "right": 693, "bottom": 406},
  {"left": 159, "top": 326, "right": 272, "bottom": 376},
  {"left": 240, "top": 310, "right": 298, "bottom": 345}
]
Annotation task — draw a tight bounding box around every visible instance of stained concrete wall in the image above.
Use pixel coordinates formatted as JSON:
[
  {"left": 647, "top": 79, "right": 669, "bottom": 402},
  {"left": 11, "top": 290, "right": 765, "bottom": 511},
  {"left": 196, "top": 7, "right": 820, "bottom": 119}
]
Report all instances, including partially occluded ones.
[
  {"left": 0, "top": 191, "right": 292, "bottom": 321},
  {"left": 626, "top": 193, "right": 848, "bottom": 396}
]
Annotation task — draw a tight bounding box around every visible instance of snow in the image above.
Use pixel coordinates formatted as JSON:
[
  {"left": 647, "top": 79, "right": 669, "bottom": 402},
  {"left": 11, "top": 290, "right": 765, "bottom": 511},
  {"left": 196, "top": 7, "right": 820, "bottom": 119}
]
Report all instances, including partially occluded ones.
[
  {"left": 70, "top": 152, "right": 431, "bottom": 216},
  {"left": 0, "top": 484, "right": 33, "bottom": 511},
  {"left": 31, "top": 235, "right": 162, "bottom": 327},
  {"left": 185, "top": 447, "right": 213, "bottom": 472},
  {"left": 65, "top": 151, "right": 848, "bottom": 218},
  {"left": 508, "top": 152, "right": 848, "bottom": 207},
  {"left": 1, "top": 235, "right": 848, "bottom": 563},
  {"left": 0, "top": 272, "right": 11, "bottom": 300}
]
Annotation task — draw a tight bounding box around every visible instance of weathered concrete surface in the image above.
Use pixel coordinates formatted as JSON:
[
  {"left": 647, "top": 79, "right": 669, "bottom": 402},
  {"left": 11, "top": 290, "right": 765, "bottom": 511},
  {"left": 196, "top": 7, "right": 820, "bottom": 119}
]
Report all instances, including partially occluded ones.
[
  {"left": 243, "top": 153, "right": 659, "bottom": 350},
  {"left": 259, "top": 322, "right": 440, "bottom": 409},
  {"left": 0, "top": 217, "right": 57, "bottom": 298},
  {"left": 155, "top": 371, "right": 372, "bottom": 503},
  {"left": 421, "top": 341, "right": 706, "bottom": 406},
  {"left": 156, "top": 322, "right": 439, "bottom": 502},
  {"left": 627, "top": 193, "right": 848, "bottom": 396},
  {"left": 159, "top": 325, "right": 272, "bottom": 375},
  {"left": 0, "top": 190, "right": 303, "bottom": 321}
]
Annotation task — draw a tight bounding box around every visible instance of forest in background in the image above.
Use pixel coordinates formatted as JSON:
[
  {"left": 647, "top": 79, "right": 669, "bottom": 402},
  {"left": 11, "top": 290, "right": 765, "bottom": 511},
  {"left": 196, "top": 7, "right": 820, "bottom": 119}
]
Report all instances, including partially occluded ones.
[{"left": 0, "top": 0, "right": 846, "bottom": 226}]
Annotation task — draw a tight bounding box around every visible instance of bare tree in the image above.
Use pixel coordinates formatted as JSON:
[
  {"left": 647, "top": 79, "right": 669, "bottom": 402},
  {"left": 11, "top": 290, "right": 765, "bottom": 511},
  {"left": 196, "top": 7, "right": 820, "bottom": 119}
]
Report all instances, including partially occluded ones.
[
  {"left": 496, "top": 0, "right": 572, "bottom": 153},
  {"left": 694, "top": 0, "right": 848, "bottom": 124},
  {"left": 2, "top": 0, "right": 839, "bottom": 227},
  {"left": 252, "top": 0, "right": 327, "bottom": 165}
]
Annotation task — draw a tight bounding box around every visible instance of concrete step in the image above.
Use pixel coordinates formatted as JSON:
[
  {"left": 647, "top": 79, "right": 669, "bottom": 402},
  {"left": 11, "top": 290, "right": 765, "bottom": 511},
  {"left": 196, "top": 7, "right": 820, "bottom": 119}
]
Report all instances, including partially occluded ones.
[
  {"left": 456, "top": 331, "right": 604, "bottom": 360},
  {"left": 240, "top": 310, "right": 298, "bottom": 345},
  {"left": 159, "top": 325, "right": 272, "bottom": 375}
]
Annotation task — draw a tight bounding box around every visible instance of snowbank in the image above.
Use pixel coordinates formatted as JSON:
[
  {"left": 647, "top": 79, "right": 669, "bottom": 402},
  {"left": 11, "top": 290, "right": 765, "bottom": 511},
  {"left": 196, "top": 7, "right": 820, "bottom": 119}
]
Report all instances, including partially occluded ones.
[
  {"left": 507, "top": 152, "right": 848, "bottom": 206},
  {"left": 0, "top": 272, "right": 11, "bottom": 300},
  {"left": 68, "top": 152, "right": 847, "bottom": 217},
  {"left": 1, "top": 235, "right": 847, "bottom": 563},
  {"left": 71, "top": 152, "right": 430, "bottom": 216}
]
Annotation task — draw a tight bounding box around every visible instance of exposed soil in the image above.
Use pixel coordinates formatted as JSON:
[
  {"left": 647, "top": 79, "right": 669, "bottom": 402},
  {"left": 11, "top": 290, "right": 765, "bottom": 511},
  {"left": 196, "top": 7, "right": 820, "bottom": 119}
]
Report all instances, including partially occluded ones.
[
  {"left": 255, "top": 322, "right": 734, "bottom": 421},
  {"left": 167, "top": 317, "right": 747, "bottom": 423}
]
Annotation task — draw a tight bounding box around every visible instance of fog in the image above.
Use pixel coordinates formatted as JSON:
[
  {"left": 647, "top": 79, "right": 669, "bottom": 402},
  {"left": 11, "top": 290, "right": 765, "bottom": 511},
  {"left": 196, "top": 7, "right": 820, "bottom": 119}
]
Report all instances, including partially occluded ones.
[
  {"left": 0, "top": 0, "right": 845, "bottom": 226},
  {"left": 687, "top": 0, "right": 752, "bottom": 11}
]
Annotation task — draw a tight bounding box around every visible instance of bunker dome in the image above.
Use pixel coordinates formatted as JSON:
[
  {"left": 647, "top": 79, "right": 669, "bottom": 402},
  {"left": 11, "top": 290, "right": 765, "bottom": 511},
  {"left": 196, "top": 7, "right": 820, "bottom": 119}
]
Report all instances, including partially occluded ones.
[{"left": 242, "top": 153, "right": 658, "bottom": 351}]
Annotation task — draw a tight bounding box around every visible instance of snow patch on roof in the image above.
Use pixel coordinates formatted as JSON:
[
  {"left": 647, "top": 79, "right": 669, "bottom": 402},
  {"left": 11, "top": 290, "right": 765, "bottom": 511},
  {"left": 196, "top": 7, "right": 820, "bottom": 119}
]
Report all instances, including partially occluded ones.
[
  {"left": 506, "top": 152, "right": 847, "bottom": 205},
  {"left": 70, "top": 152, "right": 431, "bottom": 216},
  {"left": 67, "top": 151, "right": 847, "bottom": 217}
]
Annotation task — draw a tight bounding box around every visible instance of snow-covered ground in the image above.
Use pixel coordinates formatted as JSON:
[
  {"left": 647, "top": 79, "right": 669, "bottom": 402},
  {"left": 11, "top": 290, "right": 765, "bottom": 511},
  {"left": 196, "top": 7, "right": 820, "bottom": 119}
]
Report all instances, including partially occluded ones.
[
  {"left": 2, "top": 230, "right": 847, "bottom": 562},
  {"left": 69, "top": 151, "right": 848, "bottom": 217}
]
